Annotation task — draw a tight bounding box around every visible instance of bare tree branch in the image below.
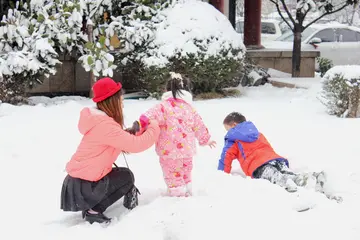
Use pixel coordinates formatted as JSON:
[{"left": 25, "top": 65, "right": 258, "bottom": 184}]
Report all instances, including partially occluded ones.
[
  {"left": 350, "top": 1, "right": 360, "bottom": 25},
  {"left": 302, "top": 4, "right": 313, "bottom": 24},
  {"left": 303, "top": 3, "right": 350, "bottom": 30},
  {"left": 269, "top": 0, "right": 294, "bottom": 31},
  {"left": 279, "top": 0, "right": 296, "bottom": 25}
]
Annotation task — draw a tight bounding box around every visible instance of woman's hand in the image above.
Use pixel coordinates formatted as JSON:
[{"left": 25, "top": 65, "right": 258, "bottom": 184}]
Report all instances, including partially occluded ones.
[{"left": 125, "top": 121, "right": 140, "bottom": 135}]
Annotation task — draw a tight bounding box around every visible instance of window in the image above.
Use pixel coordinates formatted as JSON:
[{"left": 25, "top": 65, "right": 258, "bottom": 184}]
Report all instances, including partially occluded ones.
[
  {"left": 336, "top": 29, "right": 358, "bottom": 42},
  {"left": 313, "top": 29, "right": 337, "bottom": 42},
  {"left": 261, "top": 22, "right": 276, "bottom": 34},
  {"left": 276, "top": 27, "right": 317, "bottom": 42},
  {"left": 235, "top": 21, "right": 277, "bottom": 35}
]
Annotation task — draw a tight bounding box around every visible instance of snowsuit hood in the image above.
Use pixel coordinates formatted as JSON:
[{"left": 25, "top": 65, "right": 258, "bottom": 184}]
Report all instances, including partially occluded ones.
[{"left": 225, "top": 121, "right": 259, "bottom": 143}]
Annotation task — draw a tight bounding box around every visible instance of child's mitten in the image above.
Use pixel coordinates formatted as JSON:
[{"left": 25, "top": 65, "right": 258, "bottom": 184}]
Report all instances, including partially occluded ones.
[{"left": 139, "top": 115, "right": 150, "bottom": 129}]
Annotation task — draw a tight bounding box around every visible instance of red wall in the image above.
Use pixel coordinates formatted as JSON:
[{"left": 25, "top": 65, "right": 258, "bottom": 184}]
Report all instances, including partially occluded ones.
[{"left": 209, "top": 0, "right": 224, "bottom": 13}]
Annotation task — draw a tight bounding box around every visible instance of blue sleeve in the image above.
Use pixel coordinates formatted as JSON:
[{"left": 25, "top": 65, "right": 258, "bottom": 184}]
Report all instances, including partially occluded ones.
[{"left": 217, "top": 139, "right": 234, "bottom": 171}]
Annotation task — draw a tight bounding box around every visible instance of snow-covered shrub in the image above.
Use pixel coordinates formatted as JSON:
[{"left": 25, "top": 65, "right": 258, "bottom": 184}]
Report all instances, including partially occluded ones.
[
  {"left": 79, "top": 0, "right": 160, "bottom": 77},
  {"left": 0, "top": 2, "right": 63, "bottom": 103},
  {"left": 317, "top": 57, "right": 333, "bottom": 77},
  {"left": 0, "top": 0, "right": 160, "bottom": 103},
  {"left": 117, "top": 0, "right": 246, "bottom": 95},
  {"left": 319, "top": 65, "right": 360, "bottom": 118}
]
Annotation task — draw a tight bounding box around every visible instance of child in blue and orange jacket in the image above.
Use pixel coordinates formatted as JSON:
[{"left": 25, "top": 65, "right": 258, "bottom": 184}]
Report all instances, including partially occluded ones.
[{"left": 217, "top": 112, "right": 326, "bottom": 193}]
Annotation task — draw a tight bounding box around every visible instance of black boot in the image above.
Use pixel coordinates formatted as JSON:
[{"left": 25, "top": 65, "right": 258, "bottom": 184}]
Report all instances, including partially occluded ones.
[
  {"left": 82, "top": 210, "right": 111, "bottom": 224},
  {"left": 123, "top": 185, "right": 140, "bottom": 210}
]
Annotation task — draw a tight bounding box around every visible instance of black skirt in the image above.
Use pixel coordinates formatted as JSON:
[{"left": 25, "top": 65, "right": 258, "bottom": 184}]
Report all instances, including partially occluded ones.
[
  {"left": 60, "top": 173, "right": 110, "bottom": 212},
  {"left": 61, "top": 167, "right": 135, "bottom": 212}
]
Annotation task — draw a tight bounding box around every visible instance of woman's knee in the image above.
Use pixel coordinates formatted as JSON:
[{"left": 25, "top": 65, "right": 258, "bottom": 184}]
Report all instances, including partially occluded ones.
[
  {"left": 111, "top": 167, "right": 135, "bottom": 184},
  {"left": 121, "top": 168, "right": 135, "bottom": 183},
  {"left": 127, "top": 169, "right": 135, "bottom": 184}
]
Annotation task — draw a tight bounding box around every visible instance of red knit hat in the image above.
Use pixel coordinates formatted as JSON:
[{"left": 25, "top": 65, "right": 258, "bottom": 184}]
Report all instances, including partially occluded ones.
[{"left": 92, "top": 77, "right": 122, "bottom": 103}]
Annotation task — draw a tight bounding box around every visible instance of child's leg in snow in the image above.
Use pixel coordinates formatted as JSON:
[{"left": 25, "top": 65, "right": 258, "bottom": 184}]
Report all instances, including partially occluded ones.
[
  {"left": 159, "top": 157, "right": 186, "bottom": 196},
  {"left": 273, "top": 160, "right": 296, "bottom": 176},
  {"left": 182, "top": 158, "right": 193, "bottom": 184},
  {"left": 182, "top": 158, "right": 193, "bottom": 195},
  {"left": 273, "top": 160, "right": 318, "bottom": 187},
  {"left": 253, "top": 162, "right": 297, "bottom": 192}
]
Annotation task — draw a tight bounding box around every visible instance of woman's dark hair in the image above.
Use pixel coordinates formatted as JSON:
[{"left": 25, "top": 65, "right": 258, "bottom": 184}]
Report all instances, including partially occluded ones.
[
  {"left": 223, "top": 112, "right": 246, "bottom": 125},
  {"left": 97, "top": 89, "right": 125, "bottom": 128},
  {"left": 166, "top": 72, "right": 191, "bottom": 99}
]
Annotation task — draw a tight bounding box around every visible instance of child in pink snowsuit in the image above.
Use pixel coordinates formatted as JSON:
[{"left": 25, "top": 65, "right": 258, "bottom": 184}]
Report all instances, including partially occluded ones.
[{"left": 136, "top": 73, "right": 215, "bottom": 197}]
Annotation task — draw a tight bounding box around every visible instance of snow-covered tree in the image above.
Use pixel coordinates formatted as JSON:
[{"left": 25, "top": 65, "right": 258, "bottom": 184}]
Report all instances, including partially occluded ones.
[
  {"left": 0, "top": 0, "right": 160, "bottom": 103},
  {"left": 0, "top": 0, "right": 82, "bottom": 103},
  {"left": 269, "top": 0, "right": 359, "bottom": 77},
  {"left": 328, "top": 1, "right": 360, "bottom": 25},
  {"left": 319, "top": 65, "right": 360, "bottom": 118},
  {"left": 118, "top": 0, "right": 246, "bottom": 95}
]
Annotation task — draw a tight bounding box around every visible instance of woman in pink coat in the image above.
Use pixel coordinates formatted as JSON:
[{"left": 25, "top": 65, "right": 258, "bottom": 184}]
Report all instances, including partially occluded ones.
[
  {"left": 130, "top": 73, "right": 216, "bottom": 197},
  {"left": 60, "top": 78, "right": 160, "bottom": 225}
]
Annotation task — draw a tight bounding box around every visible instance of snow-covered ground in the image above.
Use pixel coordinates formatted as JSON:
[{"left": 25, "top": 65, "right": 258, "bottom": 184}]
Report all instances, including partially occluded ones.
[{"left": 1, "top": 83, "right": 360, "bottom": 239}]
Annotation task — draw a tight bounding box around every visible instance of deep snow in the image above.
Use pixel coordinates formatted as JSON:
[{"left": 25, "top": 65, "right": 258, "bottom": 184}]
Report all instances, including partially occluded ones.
[{"left": 1, "top": 83, "right": 359, "bottom": 239}]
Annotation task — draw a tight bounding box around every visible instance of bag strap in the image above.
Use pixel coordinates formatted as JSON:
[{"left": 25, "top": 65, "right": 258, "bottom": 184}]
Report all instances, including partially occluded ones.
[{"left": 113, "top": 152, "right": 130, "bottom": 169}]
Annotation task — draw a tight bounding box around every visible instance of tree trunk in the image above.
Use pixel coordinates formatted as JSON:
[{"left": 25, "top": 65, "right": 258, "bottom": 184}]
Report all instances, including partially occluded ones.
[
  {"left": 350, "top": 3, "right": 359, "bottom": 26},
  {"left": 87, "top": 23, "right": 96, "bottom": 98},
  {"left": 292, "top": 24, "right": 302, "bottom": 77},
  {"left": 348, "top": 86, "right": 360, "bottom": 118}
]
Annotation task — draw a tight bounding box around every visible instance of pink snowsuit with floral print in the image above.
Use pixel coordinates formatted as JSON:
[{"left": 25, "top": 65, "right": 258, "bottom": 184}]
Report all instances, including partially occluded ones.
[{"left": 140, "top": 91, "right": 211, "bottom": 196}]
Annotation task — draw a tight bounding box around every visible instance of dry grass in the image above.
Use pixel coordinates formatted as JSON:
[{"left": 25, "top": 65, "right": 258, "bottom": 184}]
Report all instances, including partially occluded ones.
[{"left": 194, "top": 89, "right": 241, "bottom": 100}]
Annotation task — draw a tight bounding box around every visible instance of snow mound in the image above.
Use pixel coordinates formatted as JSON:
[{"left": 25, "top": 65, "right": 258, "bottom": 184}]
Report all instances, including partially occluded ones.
[
  {"left": 323, "top": 65, "right": 360, "bottom": 81},
  {"left": 144, "top": 0, "right": 245, "bottom": 67},
  {"left": 323, "top": 65, "right": 360, "bottom": 87}
]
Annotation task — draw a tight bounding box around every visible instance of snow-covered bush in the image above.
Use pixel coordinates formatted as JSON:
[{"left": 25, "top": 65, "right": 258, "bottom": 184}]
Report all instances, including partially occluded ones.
[
  {"left": 317, "top": 57, "right": 333, "bottom": 77},
  {"left": 79, "top": 0, "right": 160, "bottom": 77},
  {"left": 0, "top": 1, "right": 65, "bottom": 103},
  {"left": 0, "top": 0, "right": 160, "bottom": 103},
  {"left": 320, "top": 65, "right": 360, "bottom": 118},
  {"left": 117, "top": 0, "right": 246, "bottom": 95}
]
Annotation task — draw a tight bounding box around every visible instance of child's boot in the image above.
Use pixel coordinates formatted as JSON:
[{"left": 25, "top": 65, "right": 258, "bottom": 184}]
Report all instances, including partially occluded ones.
[
  {"left": 313, "top": 171, "right": 326, "bottom": 191},
  {"left": 312, "top": 171, "right": 342, "bottom": 203},
  {"left": 167, "top": 186, "right": 187, "bottom": 197},
  {"left": 284, "top": 179, "right": 298, "bottom": 193}
]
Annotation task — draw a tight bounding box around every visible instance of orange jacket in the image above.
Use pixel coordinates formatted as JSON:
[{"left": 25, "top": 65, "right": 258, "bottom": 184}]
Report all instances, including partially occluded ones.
[
  {"left": 66, "top": 107, "right": 160, "bottom": 181},
  {"left": 217, "top": 121, "right": 288, "bottom": 177}
]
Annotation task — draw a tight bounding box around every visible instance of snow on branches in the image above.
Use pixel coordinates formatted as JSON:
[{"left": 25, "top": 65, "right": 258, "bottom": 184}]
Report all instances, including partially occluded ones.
[
  {"left": 0, "top": 0, "right": 159, "bottom": 84},
  {"left": 296, "top": 0, "right": 359, "bottom": 20},
  {"left": 0, "top": 2, "right": 59, "bottom": 85}
]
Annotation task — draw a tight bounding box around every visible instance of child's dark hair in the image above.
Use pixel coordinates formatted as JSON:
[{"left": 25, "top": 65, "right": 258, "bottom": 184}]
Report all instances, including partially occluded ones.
[
  {"left": 223, "top": 112, "right": 246, "bottom": 125},
  {"left": 166, "top": 72, "right": 191, "bottom": 99}
]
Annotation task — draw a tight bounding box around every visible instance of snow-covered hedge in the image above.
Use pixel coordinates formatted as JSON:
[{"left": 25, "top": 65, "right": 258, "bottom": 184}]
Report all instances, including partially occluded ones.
[
  {"left": 0, "top": 0, "right": 159, "bottom": 103},
  {"left": 143, "top": 0, "right": 245, "bottom": 67},
  {"left": 319, "top": 65, "right": 360, "bottom": 118},
  {"left": 117, "top": 0, "right": 246, "bottom": 95},
  {"left": 0, "top": 0, "right": 245, "bottom": 103}
]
